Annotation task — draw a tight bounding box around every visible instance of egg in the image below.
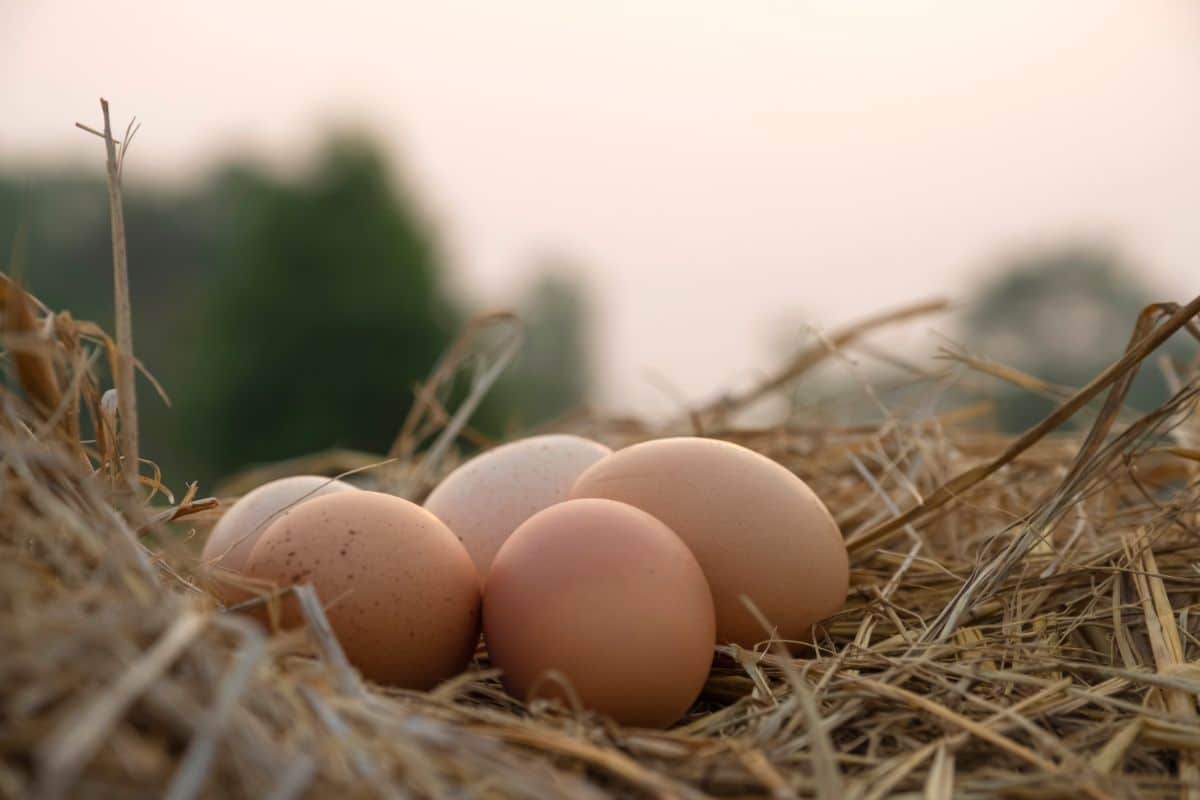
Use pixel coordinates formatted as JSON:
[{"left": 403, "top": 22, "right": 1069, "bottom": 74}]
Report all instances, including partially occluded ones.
[
  {"left": 202, "top": 475, "right": 356, "bottom": 600},
  {"left": 570, "top": 437, "right": 848, "bottom": 648},
  {"left": 244, "top": 490, "right": 481, "bottom": 689},
  {"left": 424, "top": 434, "right": 611, "bottom": 577},
  {"left": 483, "top": 498, "right": 715, "bottom": 727}
]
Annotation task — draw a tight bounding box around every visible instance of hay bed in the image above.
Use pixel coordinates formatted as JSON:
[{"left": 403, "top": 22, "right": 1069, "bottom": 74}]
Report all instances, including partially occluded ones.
[
  {"left": 3, "top": 280, "right": 1198, "bottom": 800},
  {"left": 3, "top": 194, "right": 1200, "bottom": 796}
]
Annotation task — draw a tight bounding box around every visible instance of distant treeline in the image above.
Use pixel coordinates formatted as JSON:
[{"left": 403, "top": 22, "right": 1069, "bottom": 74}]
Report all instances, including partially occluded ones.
[
  {"left": 2, "top": 135, "right": 1188, "bottom": 489},
  {"left": 962, "top": 243, "right": 1192, "bottom": 433},
  {"left": 1, "top": 133, "right": 591, "bottom": 487}
]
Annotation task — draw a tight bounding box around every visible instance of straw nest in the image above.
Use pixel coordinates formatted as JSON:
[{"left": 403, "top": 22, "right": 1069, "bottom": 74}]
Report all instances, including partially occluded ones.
[
  {"left": 4, "top": 103, "right": 1200, "bottom": 796},
  {"left": 4, "top": 265, "right": 1199, "bottom": 800}
]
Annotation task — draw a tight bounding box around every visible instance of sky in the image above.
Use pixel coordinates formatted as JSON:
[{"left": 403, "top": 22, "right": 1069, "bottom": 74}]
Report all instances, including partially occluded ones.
[{"left": 4, "top": 1, "right": 1200, "bottom": 414}]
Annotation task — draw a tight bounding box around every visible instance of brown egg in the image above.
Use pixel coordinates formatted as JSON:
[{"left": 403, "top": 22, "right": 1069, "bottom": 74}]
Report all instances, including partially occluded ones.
[
  {"left": 245, "top": 491, "right": 481, "bottom": 689},
  {"left": 484, "top": 498, "right": 715, "bottom": 728},
  {"left": 202, "top": 475, "right": 356, "bottom": 602},
  {"left": 570, "top": 437, "right": 848, "bottom": 648},
  {"left": 424, "top": 434, "right": 611, "bottom": 578},
  {"left": 203, "top": 475, "right": 356, "bottom": 573}
]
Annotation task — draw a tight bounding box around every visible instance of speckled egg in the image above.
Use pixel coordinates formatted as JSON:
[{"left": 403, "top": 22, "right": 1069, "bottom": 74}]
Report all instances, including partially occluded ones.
[
  {"left": 483, "top": 498, "right": 715, "bottom": 727},
  {"left": 424, "top": 434, "right": 611, "bottom": 577},
  {"left": 245, "top": 490, "right": 481, "bottom": 689},
  {"left": 202, "top": 475, "right": 356, "bottom": 600},
  {"left": 570, "top": 437, "right": 848, "bottom": 648}
]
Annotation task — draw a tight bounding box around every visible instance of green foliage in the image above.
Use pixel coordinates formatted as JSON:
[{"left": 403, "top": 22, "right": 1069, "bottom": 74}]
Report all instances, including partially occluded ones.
[
  {"left": 500, "top": 265, "right": 592, "bottom": 427},
  {"left": 963, "top": 242, "right": 1186, "bottom": 431},
  {"left": 1, "top": 134, "right": 594, "bottom": 488},
  {"left": 185, "top": 135, "right": 460, "bottom": 480},
  {"left": 0, "top": 171, "right": 232, "bottom": 479}
]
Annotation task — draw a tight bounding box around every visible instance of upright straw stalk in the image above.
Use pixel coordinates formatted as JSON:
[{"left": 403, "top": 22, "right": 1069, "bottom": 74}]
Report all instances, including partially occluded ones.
[{"left": 77, "top": 98, "right": 141, "bottom": 496}]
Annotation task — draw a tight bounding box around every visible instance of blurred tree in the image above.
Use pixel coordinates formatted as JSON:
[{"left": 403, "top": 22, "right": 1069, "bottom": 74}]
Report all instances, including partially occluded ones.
[
  {"left": 501, "top": 265, "right": 592, "bottom": 427},
  {"left": 963, "top": 242, "right": 1185, "bottom": 431},
  {"left": 0, "top": 171, "right": 231, "bottom": 480},
  {"left": 0, "top": 172, "right": 227, "bottom": 325},
  {"left": 183, "top": 134, "right": 461, "bottom": 481},
  {"left": 2, "top": 133, "right": 597, "bottom": 488}
]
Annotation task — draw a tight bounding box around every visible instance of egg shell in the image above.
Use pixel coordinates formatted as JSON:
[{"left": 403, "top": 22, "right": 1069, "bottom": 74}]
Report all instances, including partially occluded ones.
[
  {"left": 245, "top": 490, "right": 481, "bottom": 689},
  {"left": 202, "top": 475, "right": 356, "bottom": 574},
  {"left": 424, "top": 434, "right": 611, "bottom": 577},
  {"left": 483, "top": 498, "right": 715, "bottom": 728},
  {"left": 569, "top": 437, "right": 848, "bottom": 648}
]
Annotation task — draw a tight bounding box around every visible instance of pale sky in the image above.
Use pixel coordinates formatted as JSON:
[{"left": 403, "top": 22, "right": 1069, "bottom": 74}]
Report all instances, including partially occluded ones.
[{"left": 4, "top": 1, "right": 1199, "bottom": 414}]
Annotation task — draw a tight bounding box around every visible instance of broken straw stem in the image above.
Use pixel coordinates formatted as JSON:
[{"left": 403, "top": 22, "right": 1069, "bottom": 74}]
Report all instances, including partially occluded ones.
[{"left": 96, "top": 98, "right": 140, "bottom": 496}]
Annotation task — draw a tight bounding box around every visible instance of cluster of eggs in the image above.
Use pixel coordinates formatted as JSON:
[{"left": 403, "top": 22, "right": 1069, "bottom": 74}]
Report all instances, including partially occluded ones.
[{"left": 202, "top": 435, "right": 849, "bottom": 727}]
